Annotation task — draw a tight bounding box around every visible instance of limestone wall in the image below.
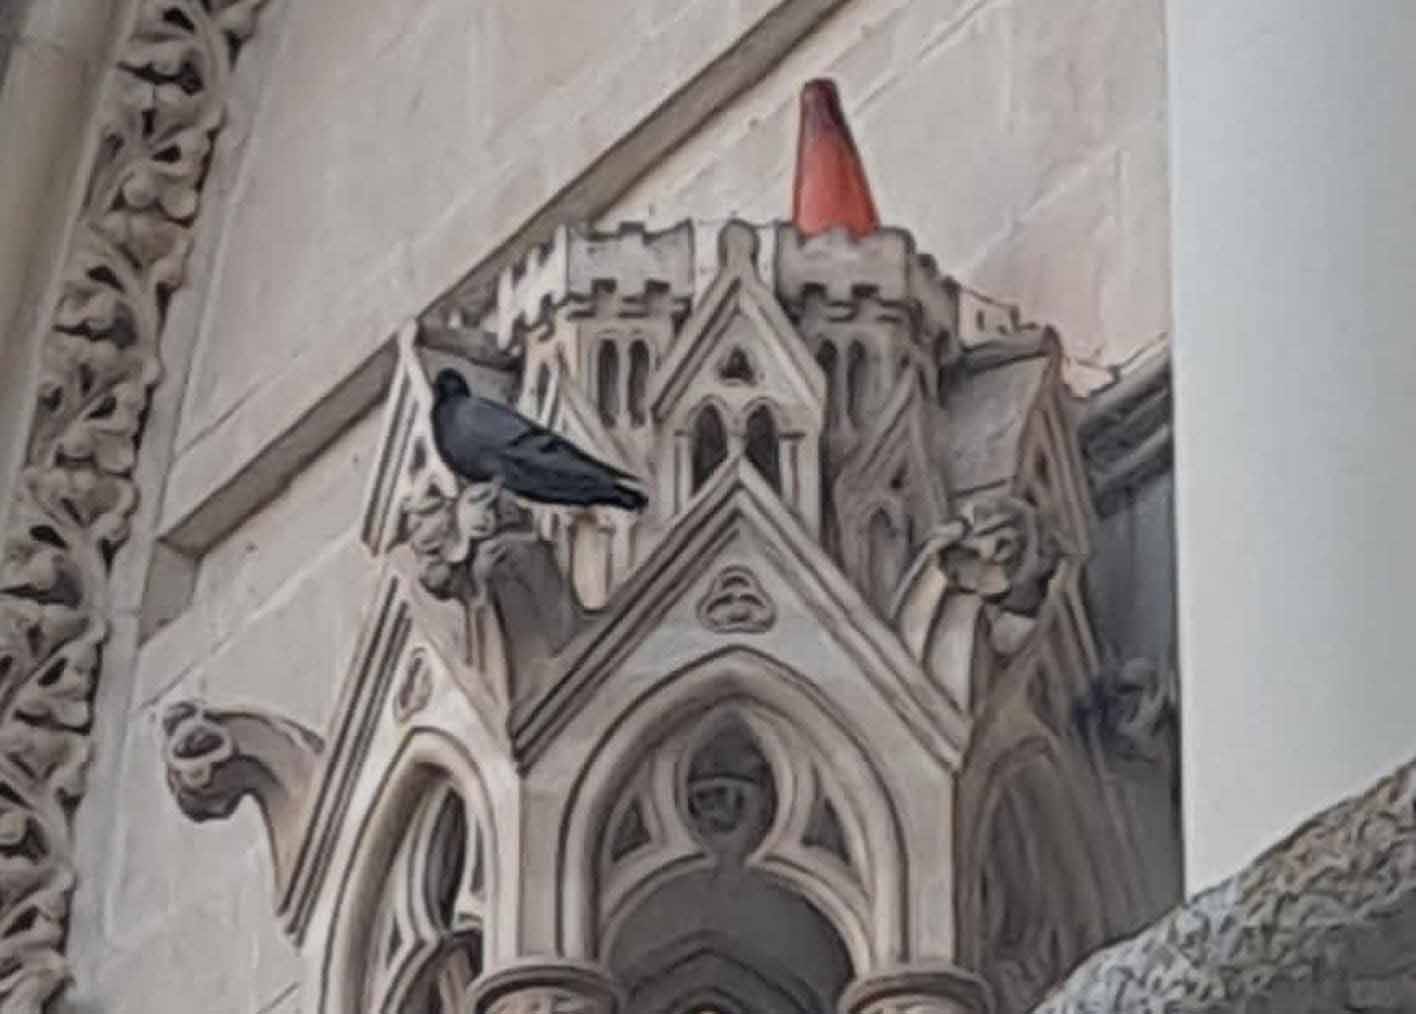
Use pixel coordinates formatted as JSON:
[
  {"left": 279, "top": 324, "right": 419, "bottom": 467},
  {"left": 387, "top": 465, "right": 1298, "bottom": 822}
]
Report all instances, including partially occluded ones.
[{"left": 48, "top": 1, "right": 1173, "bottom": 1012}]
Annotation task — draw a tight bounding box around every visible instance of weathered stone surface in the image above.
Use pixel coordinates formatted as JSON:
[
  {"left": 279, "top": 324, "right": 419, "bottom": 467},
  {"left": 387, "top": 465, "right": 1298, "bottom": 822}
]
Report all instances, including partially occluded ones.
[
  {"left": 0, "top": 1, "right": 1178, "bottom": 1011},
  {"left": 1031, "top": 755, "right": 1416, "bottom": 1014}
]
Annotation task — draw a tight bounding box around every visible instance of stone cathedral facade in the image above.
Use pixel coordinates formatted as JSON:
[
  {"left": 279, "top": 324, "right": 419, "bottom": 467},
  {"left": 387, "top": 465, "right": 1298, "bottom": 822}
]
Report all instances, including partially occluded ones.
[{"left": 161, "top": 218, "right": 1179, "bottom": 1014}]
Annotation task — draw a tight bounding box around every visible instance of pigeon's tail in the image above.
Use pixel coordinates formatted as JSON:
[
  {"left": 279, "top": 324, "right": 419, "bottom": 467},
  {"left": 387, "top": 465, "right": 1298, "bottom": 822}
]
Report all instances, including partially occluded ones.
[{"left": 609, "top": 482, "right": 648, "bottom": 512}]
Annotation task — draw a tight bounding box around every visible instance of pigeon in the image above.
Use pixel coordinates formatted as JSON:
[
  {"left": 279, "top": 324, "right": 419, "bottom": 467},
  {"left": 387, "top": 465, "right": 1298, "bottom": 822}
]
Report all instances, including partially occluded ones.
[{"left": 430, "top": 368, "right": 648, "bottom": 511}]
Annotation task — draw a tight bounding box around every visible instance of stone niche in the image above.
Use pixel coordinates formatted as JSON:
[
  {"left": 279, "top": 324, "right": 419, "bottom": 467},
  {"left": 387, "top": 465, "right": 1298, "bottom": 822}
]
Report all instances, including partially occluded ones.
[{"left": 161, "top": 218, "right": 1180, "bottom": 1014}]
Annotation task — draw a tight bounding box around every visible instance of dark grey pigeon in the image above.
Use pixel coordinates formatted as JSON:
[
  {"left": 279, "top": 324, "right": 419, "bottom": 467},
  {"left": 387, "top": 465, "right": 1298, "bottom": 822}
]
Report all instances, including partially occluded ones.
[{"left": 431, "top": 369, "right": 648, "bottom": 511}]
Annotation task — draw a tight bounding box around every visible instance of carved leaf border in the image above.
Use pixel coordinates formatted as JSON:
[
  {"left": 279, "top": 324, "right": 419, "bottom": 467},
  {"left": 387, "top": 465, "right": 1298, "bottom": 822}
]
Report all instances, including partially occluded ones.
[{"left": 0, "top": 0, "right": 268, "bottom": 1009}]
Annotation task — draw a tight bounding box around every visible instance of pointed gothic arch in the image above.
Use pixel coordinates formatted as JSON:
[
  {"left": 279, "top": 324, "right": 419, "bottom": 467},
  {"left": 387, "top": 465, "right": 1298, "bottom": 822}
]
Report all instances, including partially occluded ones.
[
  {"left": 558, "top": 647, "right": 909, "bottom": 976},
  {"left": 957, "top": 735, "right": 1110, "bottom": 1012},
  {"left": 744, "top": 402, "right": 782, "bottom": 493},
  {"left": 598, "top": 340, "right": 621, "bottom": 425},
  {"left": 845, "top": 340, "right": 869, "bottom": 427},
  {"left": 690, "top": 402, "right": 729, "bottom": 492},
  {"left": 628, "top": 340, "right": 651, "bottom": 425},
  {"left": 320, "top": 731, "right": 499, "bottom": 1014}
]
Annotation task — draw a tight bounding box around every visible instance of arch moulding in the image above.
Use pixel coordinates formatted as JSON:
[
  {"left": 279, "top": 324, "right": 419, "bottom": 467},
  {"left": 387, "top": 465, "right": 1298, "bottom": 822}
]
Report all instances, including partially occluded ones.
[{"left": 554, "top": 646, "right": 911, "bottom": 974}]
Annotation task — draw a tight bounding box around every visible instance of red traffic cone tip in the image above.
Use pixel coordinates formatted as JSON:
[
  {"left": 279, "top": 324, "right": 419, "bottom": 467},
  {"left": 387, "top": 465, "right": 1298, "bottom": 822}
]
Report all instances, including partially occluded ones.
[{"left": 791, "top": 78, "right": 880, "bottom": 239}]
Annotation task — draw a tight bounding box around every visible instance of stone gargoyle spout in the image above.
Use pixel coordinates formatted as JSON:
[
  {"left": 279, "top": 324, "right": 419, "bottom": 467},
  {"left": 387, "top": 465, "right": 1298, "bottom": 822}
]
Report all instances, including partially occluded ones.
[{"left": 161, "top": 700, "right": 324, "bottom": 896}]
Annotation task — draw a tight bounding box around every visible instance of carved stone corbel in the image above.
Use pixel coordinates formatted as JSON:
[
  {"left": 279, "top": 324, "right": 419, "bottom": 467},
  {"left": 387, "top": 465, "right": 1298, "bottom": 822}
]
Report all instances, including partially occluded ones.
[
  {"left": 161, "top": 700, "right": 323, "bottom": 898},
  {"left": 395, "top": 472, "right": 581, "bottom": 675}
]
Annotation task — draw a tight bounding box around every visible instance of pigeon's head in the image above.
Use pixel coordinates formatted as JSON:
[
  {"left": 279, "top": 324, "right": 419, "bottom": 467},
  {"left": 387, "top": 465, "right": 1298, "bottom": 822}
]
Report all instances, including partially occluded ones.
[{"left": 433, "top": 368, "right": 470, "bottom": 402}]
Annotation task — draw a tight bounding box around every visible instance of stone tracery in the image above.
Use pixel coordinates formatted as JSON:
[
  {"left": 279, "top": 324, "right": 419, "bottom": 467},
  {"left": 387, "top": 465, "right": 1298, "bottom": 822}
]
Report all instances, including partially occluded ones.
[{"left": 154, "top": 217, "right": 1183, "bottom": 1014}]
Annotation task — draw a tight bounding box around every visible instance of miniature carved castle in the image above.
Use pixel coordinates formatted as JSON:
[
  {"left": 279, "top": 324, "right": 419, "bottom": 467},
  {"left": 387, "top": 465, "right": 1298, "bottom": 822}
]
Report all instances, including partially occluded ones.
[{"left": 162, "top": 218, "right": 1177, "bottom": 1014}]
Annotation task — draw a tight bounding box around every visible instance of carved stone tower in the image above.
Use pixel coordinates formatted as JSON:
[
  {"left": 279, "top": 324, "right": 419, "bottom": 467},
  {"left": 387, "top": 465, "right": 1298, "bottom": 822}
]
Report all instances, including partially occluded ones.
[{"left": 162, "top": 218, "right": 1175, "bottom": 1014}]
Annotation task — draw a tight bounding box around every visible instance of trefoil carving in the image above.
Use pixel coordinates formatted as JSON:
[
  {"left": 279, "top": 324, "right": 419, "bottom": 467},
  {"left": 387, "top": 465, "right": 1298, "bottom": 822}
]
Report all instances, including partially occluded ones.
[{"left": 696, "top": 566, "right": 776, "bottom": 634}]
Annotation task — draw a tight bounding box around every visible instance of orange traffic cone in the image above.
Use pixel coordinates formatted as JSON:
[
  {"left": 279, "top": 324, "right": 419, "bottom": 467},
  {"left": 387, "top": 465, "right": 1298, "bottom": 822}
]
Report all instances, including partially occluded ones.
[{"left": 791, "top": 79, "right": 880, "bottom": 238}]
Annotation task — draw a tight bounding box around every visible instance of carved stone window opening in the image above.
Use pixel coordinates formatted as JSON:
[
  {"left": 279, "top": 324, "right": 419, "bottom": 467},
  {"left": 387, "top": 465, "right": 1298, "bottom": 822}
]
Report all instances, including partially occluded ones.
[
  {"left": 534, "top": 362, "right": 551, "bottom": 413},
  {"left": 362, "top": 784, "right": 486, "bottom": 1014},
  {"left": 845, "top": 341, "right": 868, "bottom": 427},
  {"left": 744, "top": 405, "right": 782, "bottom": 493},
  {"left": 691, "top": 404, "right": 729, "bottom": 492},
  {"left": 598, "top": 341, "right": 621, "bottom": 425},
  {"left": 628, "top": 340, "right": 651, "bottom": 425},
  {"left": 865, "top": 507, "right": 907, "bottom": 609},
  {"left": 816, "top": 341, "right": 839, "bottom": 424},
  {"left": 719, "top": 346, "right": 757, "bottom": 384}
]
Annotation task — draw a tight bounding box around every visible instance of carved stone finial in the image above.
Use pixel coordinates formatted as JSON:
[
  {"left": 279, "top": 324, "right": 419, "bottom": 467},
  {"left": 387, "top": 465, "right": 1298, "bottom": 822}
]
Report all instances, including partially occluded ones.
[
  {"left": 718, "top": 219, "right": 760, "bottom": 272},
  {"left": 161, "top": 700, "right": 324, "bottom": 897}
]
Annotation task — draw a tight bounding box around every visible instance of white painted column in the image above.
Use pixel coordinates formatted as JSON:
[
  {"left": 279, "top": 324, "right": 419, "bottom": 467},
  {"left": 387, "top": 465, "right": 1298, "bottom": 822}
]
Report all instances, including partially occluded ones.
[{"left": 1169, "top": 0, "right": 1416, "bottom": 890}]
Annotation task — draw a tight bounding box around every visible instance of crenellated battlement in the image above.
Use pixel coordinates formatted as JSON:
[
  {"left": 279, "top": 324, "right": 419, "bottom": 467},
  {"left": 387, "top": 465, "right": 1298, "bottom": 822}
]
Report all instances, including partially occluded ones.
[{"left": 493, "top": 221, "right": 695, "bottom": 345}]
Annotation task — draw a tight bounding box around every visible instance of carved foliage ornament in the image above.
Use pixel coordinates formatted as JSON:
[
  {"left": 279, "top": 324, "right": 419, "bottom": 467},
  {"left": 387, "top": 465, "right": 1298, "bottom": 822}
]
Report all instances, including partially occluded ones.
[
  {"left": 0, "top": 0, "right": 268, "bottom": 1008},
  {"left": 398, "top": 476, "right": 530, "bottom": 599}
]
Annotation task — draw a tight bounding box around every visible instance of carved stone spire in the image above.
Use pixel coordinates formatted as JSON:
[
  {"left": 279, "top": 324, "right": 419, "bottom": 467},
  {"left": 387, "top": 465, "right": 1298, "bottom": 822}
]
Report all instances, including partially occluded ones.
[{"left": 791, "top": 78, "right": 881, "bottom": 238}]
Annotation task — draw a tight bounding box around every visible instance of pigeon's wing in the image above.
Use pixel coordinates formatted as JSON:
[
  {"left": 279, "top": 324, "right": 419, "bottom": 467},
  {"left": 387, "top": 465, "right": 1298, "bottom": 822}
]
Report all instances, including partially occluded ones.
[
  {"left": 466, "top": 395, "right": 638, "bottom": 481},
  {"left": 456, "top": 394, "right": 540, "bottom": 446}
]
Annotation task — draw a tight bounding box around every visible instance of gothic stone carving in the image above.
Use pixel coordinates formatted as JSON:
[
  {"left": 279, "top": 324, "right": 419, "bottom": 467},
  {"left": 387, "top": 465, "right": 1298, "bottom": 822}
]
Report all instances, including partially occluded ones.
[
  {"left": 392, "top": 650, "right": 433, "bottom": 722},
  {"left": 429, "top": 487, "right": 581, "bottom": 676},
  {"left": 1032, "top": 754, "right": 1416, "bottom": 1014},
  {"left": 696, "top": 565, "right": 776, "bottom": 634},
  {"left": 471, "top": 962, "right": 622, "bottom": 1014},
  {"left": 161, "top": 700, "right": 324, "bottom": 897},
  {"left": 154, "top": 217, "right": 1174, "bottom": 1014},
  {"left": 842, "top": 966, "right": 994, "bottom": 1014},
  {"left": 936, "top": 495, "right": 1068, "bottom": 657},
  {"left": 0, "top": 1, "right": 269, "bottom": 1008},
  {"left": 372, "top": 339, "right": 582, "bottom": 684}
]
